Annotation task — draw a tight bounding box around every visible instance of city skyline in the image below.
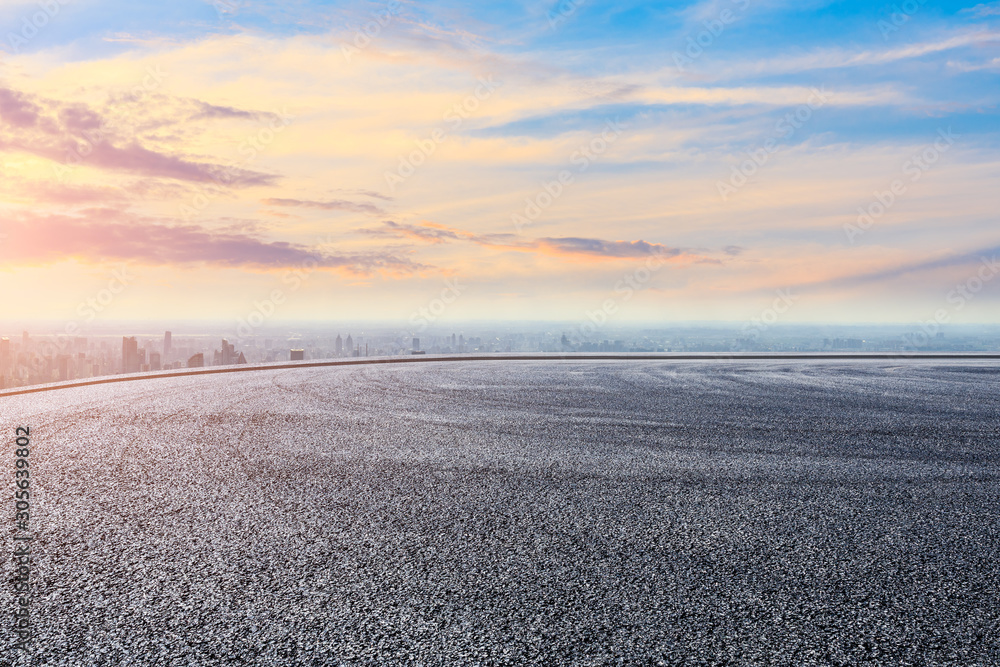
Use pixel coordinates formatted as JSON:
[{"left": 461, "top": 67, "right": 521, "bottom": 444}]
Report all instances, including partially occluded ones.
[
  {"left": 1, "top": 1, "right": 998, "bottom": 324},
  {"left": 5, "top": 319, "right": 1000, "bottom": 390}
]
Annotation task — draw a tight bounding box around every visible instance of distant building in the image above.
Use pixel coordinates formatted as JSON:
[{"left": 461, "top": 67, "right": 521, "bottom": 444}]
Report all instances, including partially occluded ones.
[
  {"left": 412, "top": 337, "right": 420, "bottom": 352},
  {"left": 290, "top": 349, "right": 305, "bottom": 361},
  {"left": 212, "top": 339, "right": 242, "bottom": 366},
  {"left": 0, "top": 337, "right": 9, "bottom": 372},
  {"left": 345, "top": 334, "right": 353, "bottom": 354},
  {"left": 150, "top": 352, "right": 162, "bottom": 371},
  {"left": 335, "top": 334, "right": 343, "bottom": 357},
  {"left": 164, "top": 331, "right": 172, "bottom": 356},
  {"left": 187, "top": 353, "right": 204, "bottom": 368},
  {"left": 122, "top": 336, "right": 140, "bottom": 373},
  {"left": 236, "top": 351, "right": 247, "bottom": 364},
  {"left": 221, "top": 339, "right": 236, "bottom": 365}
]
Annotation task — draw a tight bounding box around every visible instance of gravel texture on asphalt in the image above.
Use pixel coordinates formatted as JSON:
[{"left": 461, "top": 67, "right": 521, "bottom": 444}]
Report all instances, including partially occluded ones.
[{"left": 2, "top": 359, "right": 999, "bottom": 666}]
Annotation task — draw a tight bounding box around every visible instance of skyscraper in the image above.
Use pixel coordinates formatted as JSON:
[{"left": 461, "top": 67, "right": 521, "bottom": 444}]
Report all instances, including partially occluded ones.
[
  {"left": 122, "top": 336, "right": 139, "bottom": 373},
  {"left": 335, "top": 334, "right": 343, "bottom": 357},
  {"left": 164, "top": 331, "right": 172, "bottom": 356},
  {"left": 0, "top": 337, "right": 9, "bottom": 372},
  {"left": 345, "top": 334, "right": 353, "bottom": 355},
  {"left": 219, "top": 339, "right": 235, "bottom": 365}
]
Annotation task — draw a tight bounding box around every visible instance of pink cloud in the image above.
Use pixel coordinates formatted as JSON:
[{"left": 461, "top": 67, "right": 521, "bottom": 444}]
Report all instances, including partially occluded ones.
[
  {"left": 0, "top": 86, "right": 277, "bottom": 186},
  {"left": 0, "top": 212, "right": 427, "bottom": 276}
]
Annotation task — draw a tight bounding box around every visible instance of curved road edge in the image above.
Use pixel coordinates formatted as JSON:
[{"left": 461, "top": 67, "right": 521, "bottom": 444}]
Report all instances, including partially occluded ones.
[{"left": 2, "top": 352, "right": 1000, "bottom": 399}]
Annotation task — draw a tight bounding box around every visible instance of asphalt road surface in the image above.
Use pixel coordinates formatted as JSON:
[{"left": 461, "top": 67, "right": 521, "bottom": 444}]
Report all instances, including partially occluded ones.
[{"left": 2, "top": 359, "right": 999, "bottom": 665}]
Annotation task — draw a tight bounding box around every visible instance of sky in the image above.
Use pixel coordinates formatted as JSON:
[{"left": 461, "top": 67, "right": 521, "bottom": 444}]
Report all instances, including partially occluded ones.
[{"left": 1, "top": 0, "right": 999, "bottom": 332}]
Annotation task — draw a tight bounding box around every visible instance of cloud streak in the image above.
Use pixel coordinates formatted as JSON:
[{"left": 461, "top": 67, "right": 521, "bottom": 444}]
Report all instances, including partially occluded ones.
[
  {"left": 702, "top": 30, "right": 1000, "bottom": 81},
  {"left": 799, "top": 245, "right": 1000, "bottom": 292},
  {"left": 0, "top": 213, "right": 426, "bottom": 276},
  {"left": 358, "top": 220, "right": 698, "bottom": 261},
  {"left": 262, "top": 197, "right": 386, "bottom": 215}
]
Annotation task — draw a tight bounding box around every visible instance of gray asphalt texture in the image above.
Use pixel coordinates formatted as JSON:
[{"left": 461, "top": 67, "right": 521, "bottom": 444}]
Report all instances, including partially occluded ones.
[{"left": 2, "top": 360, "right": 999, "bottom": 666}]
